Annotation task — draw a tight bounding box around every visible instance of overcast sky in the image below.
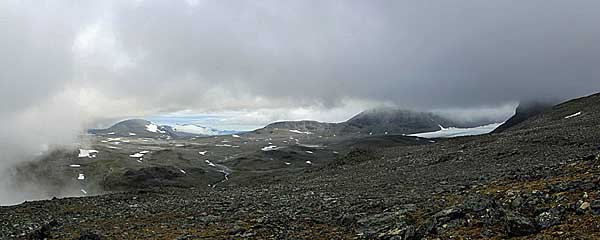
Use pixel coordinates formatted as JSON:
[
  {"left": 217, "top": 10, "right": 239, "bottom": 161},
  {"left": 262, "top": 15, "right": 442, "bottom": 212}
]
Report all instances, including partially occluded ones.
[
  {"left": 2, "top": 1, "right": 599, "bottom": 126},
  {"left": 0, "top": 0, "right": 598, "bottom": 143}
]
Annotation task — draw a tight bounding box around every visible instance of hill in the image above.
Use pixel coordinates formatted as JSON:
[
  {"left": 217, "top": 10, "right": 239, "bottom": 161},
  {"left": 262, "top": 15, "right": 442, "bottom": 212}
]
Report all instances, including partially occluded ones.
[{"left": 88, "top": 119, "right": 173, "bottom": 138}]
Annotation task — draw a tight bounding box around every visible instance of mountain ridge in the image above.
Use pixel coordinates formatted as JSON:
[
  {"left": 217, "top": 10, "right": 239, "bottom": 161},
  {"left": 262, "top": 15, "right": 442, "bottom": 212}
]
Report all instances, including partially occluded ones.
[
  {"left": 88, "top": 119, "right": 239, "bottom": 138},
  {"left": 252, "top": 107, "right": 482, "bottom": 137}
]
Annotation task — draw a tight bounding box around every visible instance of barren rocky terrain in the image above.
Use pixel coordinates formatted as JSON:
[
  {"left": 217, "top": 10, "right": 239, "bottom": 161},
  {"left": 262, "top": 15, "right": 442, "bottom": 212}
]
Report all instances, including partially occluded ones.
[{"left": 2, "top": 93, "right": 600, "bottom": 239}]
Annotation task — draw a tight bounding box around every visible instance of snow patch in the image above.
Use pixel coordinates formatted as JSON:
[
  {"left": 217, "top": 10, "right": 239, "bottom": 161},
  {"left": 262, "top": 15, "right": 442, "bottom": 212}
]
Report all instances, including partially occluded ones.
[
  {"left": 289, "top": 130, "right": 313, "bottom": 135},
  {"left": 199, "top": 151, "right": 208, "bottom": 155},
  {"left": 145, "top": 123, "right": 165, "bottom": 133},
  {"left": 232, "top": 134, "right": 240, "bottom": 138},
  {"left": 205, "top": 160, "right": 216, "bottom": 167},
  {"left": 78, "top": 174, "right": 85, "bottom": 180},
  {"left": 564, "top": 111, "right": 582, "bottom": 119},
  {"left": 78, "top": 149, "right": 98, "bottom": 158},
  {"left": 129, "top": 152, "right": 145, "bottom": 158},
  {"left": 69, "top": 164, "right": 81, "bottom": 168}
]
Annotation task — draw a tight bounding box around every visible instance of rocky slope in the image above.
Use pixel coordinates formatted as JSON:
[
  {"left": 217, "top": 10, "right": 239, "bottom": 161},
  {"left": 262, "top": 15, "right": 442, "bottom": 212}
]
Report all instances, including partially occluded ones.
[
  {"left": 492, "top": 101, "right": 553, "bottom": 133},
  {"left": 2, "top": 93, "right": 600, "bottom": 239}
]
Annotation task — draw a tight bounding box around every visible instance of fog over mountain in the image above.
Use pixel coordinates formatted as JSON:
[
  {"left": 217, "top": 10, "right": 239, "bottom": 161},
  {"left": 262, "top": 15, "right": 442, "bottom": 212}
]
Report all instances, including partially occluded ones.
[{"left": 1, "top": 0, "right": 599, "bottom": 204}]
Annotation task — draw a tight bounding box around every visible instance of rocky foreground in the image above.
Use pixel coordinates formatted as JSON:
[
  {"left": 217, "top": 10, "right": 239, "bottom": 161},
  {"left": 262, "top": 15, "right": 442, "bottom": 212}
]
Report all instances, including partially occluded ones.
[{"left": 2, "top": 93, "right": 600, "bottom": 239}]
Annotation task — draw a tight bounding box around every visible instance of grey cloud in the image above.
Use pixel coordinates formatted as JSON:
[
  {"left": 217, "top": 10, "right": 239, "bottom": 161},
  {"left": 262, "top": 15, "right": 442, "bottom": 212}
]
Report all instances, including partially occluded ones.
[
  {"left": 95, "top": 0, "right": 600, "bottom": 111},
  {"left": 3, "top": 1, "right": 600, "bottom": 114}
]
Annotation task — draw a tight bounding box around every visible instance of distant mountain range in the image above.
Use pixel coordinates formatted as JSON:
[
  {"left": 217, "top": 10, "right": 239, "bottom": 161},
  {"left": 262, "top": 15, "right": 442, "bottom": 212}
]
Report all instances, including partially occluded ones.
[
  {"left": 90, "top": 106, "right": 521, "bottom": 139},
  {"left": 88, "top": 119, "right": 240, "bottom": 138},
  {"left": 250, "top": 107, "right": 493, "bottom": 137}
]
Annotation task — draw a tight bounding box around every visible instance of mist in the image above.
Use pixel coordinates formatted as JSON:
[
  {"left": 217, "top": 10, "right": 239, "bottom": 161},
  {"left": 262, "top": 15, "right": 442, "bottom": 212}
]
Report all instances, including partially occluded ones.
[{"left": 1, "top": 0, "right": 599, "bottom": 204}]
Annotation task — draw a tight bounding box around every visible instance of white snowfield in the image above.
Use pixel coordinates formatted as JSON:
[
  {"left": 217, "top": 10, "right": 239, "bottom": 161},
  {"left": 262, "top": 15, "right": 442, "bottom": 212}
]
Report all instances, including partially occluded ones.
[
  {"left": 78, "top": 149, "right": 99, "bottom": 158},
  {"left": 289, "top": 130, "right": 313, "bottom": 135},
  {"left": 232, "top": 134, "right": 240, "bottom": 138},
  {"left": 78, "top": 174, "right": 85, "bottom": 180},
  {"left": 564, "top": 111, "right": 582, "bottom": 119},
  {"left": 409, "top": 123, "right": 503, "bottom": 139},
  {"left": 199, "top": 151, "right": 208, "bottom": 155},
  {"left": 69, "top": 164, "right": 81, "bottom": 168},
  {"left": 171, "top": 124, "right": 225, "bottom": 135},
  {"left": 129, "top": 133, "right": 137, "bottom": 136},
  {"left": 306, "top": 161, "right": 313, "bottom": 165}
]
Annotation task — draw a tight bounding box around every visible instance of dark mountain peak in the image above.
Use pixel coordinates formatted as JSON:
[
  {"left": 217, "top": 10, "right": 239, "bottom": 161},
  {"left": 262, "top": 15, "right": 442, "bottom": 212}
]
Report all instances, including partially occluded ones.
[
  {"left": 348, "top": 107, "right": 440, "bottom": 125},
  {"left": 345, "top": 107, "right": 460, "bottom": 134},
  {"left": 88, "top": 119, "right": 170, "bottom": 138}
]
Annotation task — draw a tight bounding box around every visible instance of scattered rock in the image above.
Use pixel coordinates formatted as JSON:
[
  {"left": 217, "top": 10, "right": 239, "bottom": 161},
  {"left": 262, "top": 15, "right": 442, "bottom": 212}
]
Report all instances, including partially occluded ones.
[
  {"left": 77, "top": 232, "right": 103, "bottom": 240},
  {"left": 504, "top": 211, "right": 538, "bottom": 237},
  {"left": 590, "top": 200, "right": 600, "bottom": 215},
  {"left": 27, "top": 220, "right": 58, "bottom": 240},
  {"left": 579, "top": 202, "right": 591, "bottom": 211},
  {"left": 536, "top": 207, "right": 564, "bottom": 229}
]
